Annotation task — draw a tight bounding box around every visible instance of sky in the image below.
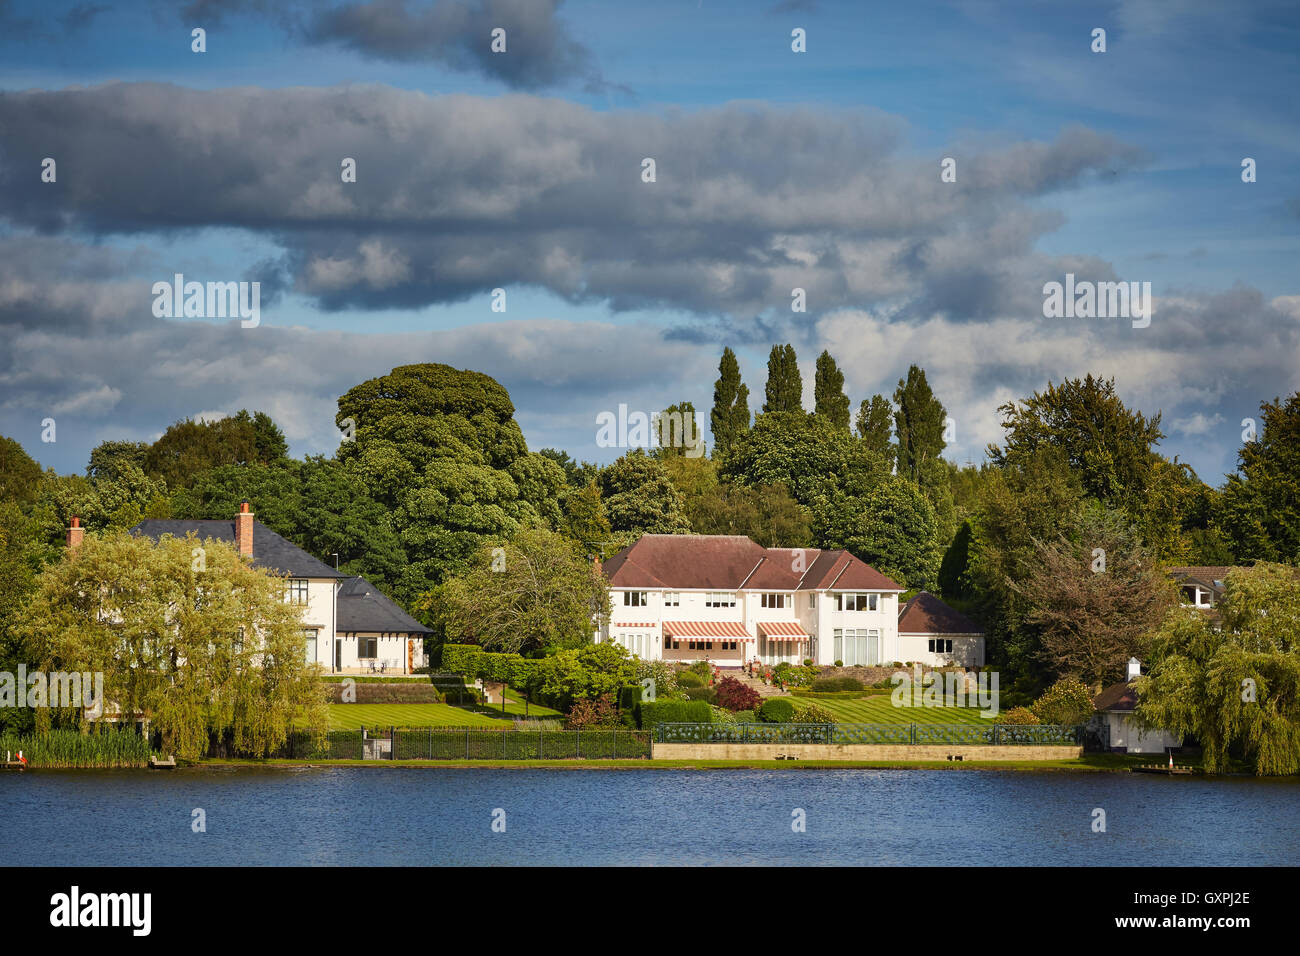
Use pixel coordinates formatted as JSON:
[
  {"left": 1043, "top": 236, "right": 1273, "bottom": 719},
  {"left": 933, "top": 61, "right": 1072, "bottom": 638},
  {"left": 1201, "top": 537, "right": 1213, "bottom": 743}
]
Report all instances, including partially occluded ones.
[{"left": 0, "top": 0, "right": 1297, "bottom": 486}]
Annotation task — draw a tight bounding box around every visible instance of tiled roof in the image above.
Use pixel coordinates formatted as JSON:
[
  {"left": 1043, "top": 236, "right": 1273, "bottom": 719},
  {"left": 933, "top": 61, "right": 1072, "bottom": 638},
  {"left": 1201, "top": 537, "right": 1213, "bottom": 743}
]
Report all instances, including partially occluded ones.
[
  {"left": 337, "top": 576, "right": 431, "bottom": 634},
  {"left": 898, "top": 592, "right": 982, "bottom": 635},
  {"left": 1093, "top": 679, "right": 1140, "bottom": 712},
  {"left": 131, "top": 519, "right": 346, "bottom": 578},
  {"left": 602, "top": 534, "right": 901, "bottom": 591}
]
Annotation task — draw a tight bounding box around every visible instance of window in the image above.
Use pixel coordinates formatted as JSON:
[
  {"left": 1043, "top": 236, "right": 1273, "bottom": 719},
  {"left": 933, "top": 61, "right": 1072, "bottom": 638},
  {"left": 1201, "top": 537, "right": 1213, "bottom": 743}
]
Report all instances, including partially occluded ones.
[
  {"left": 832, "top": 628, "right": 881, "bottom": 666},
  {"left": 809, "top": 593, "right": 816, "bottom": 609},
  {"left": 761, "top": 593, "right": 786, "bottom": 608},
  {"left": 834, "top": 593, "right": 878, "bottom": 612},
  {"left": 928, "top": 638, "right": 954, "bottom": 654},
  {"left": 286, "top": 579, "right": 309, "bottom": 605},
  {"left": 706, "top": 592, "right": 735, "bottom": 608},
  {"left": 623, "top": 591, "right": 648, "bottom": 607},
  {"left": 359, "top": 636, "right": 378, "bottom": 659},
  {"left": 664, "top": 592, "right": 680, "bottom": 607},
  {"left": 303, "top": 628, "right": 318, "bottom": 664}
]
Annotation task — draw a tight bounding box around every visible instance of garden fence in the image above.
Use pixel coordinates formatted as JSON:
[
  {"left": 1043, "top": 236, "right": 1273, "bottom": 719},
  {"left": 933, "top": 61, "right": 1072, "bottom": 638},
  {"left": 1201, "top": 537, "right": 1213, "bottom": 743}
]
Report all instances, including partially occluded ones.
[{"left": 653, "top": 722, "right": 1087, "bottom": 746}]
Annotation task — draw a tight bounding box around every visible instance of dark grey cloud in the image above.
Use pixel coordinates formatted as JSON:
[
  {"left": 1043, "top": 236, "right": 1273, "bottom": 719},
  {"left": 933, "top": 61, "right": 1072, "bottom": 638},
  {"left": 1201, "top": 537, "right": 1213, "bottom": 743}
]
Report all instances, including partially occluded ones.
[{"left": 0, "top": 83, "right": 1142, "bottom": 323}]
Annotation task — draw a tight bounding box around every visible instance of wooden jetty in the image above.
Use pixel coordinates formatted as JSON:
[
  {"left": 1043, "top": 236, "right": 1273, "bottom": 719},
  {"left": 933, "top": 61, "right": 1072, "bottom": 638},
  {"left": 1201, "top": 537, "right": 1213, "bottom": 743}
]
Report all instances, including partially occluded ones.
[
  {"left": 1, "top": 760, "right": 27, "bottom": 771},
  {"left": 1131, "top": 764, "right": 1196, "bottom": 775},
  {"left": 149, "top": 755, "right": 177, "bottom": 769}
]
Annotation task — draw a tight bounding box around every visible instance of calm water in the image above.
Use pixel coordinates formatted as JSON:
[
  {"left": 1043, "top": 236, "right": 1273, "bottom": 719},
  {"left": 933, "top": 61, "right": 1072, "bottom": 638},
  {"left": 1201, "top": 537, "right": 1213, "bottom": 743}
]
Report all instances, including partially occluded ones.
[{"left": 2, "top": 768, "right": 1297, "bottom": 866}]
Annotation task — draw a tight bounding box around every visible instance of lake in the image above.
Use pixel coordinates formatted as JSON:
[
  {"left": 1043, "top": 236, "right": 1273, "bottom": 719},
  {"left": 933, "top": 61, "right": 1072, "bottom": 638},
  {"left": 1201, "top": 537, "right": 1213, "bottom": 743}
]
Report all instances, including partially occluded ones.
[{"left": 3, "top": 768, "right": 1297, "bottom": 866}]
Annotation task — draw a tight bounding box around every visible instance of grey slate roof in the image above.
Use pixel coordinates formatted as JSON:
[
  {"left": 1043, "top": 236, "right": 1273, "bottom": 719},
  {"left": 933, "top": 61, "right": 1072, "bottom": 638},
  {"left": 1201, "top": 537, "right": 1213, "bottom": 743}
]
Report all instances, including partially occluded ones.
[
  {"left": 337, "top": 576, "right": 432, "bottom": 634},
  {"left": 130, "top": 519, "right": 347, "bottom": 579}
]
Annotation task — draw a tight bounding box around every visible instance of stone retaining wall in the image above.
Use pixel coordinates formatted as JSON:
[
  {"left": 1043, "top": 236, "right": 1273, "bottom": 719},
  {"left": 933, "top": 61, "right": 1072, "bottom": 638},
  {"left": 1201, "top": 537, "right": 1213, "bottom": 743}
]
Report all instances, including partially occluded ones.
[{"left": 652, "top": 742, "right": 1082, "bottom": 761}]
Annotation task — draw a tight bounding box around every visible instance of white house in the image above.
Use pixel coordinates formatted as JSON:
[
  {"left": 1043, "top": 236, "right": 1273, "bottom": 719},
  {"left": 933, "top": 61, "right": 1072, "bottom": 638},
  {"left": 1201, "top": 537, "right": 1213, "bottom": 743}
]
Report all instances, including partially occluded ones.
[
  {"left": 122, "top": 502, "right": 430, "bottom": 674},
  {"left": 597, "top": 534, "right": 921, "bottom": 667},
  {"left": 897, "top": 591, "right": 985, "bottom": 666},
  {"left": 1093, "top": 657, "right": 1182, "bottom": 754}
]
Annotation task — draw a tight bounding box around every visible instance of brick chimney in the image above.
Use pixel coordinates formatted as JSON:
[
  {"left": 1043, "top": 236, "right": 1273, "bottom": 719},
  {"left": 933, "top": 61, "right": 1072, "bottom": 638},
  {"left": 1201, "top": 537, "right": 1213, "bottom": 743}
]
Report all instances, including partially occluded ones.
[
  {"left": 66, "top": 515, "right": 84, "bottom": 552},
  {"left": 237, "top": 501, "right": 254, "bottom": 557}
]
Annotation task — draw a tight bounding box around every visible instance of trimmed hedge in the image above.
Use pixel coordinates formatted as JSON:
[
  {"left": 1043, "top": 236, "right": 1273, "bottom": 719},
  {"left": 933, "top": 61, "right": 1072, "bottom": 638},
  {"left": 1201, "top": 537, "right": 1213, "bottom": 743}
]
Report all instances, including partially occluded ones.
[
  {"left": 676, "top": 671, "right": 705, "bottom": 688},
  {"left": 811, "top": 676, "right": 864, "bottom": 693},
  {"left": 479, "top": 652, "right": 523, "bottom": 682},
  {"left": 757, "top": 698, "right": 796, "bottom": 723},
  {"left": 635, "top": 698, "right": 713, "bottom": 730},
  {"left": 442, "top": 644, "right": 484, "bottom": 677},
  {"left": 617, "top": 685, "right": 644, "bottom": 711}
]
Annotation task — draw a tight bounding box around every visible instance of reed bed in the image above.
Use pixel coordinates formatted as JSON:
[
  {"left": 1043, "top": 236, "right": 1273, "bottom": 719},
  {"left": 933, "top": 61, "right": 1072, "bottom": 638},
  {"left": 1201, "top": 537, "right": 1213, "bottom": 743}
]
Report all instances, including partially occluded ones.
[{"left": 0, "top": 728, "right": 153, "bottom": 768}]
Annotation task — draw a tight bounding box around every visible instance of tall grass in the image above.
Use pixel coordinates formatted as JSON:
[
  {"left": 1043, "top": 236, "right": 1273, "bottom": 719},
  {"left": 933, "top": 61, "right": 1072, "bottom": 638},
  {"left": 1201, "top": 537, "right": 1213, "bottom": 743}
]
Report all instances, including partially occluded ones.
[{"left": 0, "top": 728, "right": 153, "bottom": 768}]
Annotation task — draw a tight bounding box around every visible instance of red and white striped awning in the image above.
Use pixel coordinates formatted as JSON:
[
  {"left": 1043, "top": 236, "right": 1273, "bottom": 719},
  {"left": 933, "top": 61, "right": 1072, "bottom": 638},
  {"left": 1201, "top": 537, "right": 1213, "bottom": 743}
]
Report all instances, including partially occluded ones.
[
  {"left": 612, "top": 622, "right": 657, "bottom": 628},
  {"left": 663, "top": 621, "right": 752, "bottom": 641},
  {"left": 758, "top": 621, "right": 810, "bottom": 642}
]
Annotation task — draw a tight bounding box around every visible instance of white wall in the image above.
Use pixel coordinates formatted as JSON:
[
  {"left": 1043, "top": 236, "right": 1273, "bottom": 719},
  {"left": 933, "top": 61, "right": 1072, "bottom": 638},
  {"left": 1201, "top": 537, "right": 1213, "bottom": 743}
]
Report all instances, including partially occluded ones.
[
  {"left": 1105, "top": 712, "right": 1182, "bottom": 754},
  {"left": 898, "top": 633, "right": 985, "bottom": 667}
]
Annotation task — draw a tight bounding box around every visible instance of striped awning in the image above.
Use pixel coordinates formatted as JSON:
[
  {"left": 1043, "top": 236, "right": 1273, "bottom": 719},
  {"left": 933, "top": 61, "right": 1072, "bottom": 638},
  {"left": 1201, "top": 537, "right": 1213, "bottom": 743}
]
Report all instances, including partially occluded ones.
[
  {"left": 758, "top": 621, "right": 810, "bottom": 642},
  {"left": 612, "top": 622, "right": 657, "bottom": 629},
  {"left": 663, "top": 621, "right": 751, "bottom": 640}
]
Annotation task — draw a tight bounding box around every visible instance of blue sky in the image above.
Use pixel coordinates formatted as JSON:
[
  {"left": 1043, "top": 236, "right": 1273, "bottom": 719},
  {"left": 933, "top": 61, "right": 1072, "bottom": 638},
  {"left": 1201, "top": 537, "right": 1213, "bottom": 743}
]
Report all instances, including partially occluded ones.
[{"left": 0, "top": 0, "right": 1296, "bottom": 485}]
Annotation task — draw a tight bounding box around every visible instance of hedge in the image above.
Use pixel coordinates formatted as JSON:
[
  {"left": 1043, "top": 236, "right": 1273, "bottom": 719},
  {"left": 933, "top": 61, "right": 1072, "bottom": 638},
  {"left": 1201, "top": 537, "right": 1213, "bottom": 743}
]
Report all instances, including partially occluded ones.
[
  {"left": 635, "top": 699, "right": 713, "bottom": 730},
  {"left": 479, "top": 652, "right": 523, "bottom": 682},
  {"left": 442, "top": 644, "right": 484, "bottom": 677},
  {"left": 757, "top": 698, "right": 796, "bottom": 723}
]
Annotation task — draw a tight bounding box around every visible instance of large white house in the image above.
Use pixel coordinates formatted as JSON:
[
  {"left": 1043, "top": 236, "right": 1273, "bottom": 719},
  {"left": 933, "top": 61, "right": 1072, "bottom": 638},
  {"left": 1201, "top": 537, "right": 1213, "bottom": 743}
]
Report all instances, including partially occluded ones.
[
  {"left": 597, "top": 534, "right": 981, "bottom": 668},
  {"left": 119, "top": 503, "right": 431, "bottom": 674}
]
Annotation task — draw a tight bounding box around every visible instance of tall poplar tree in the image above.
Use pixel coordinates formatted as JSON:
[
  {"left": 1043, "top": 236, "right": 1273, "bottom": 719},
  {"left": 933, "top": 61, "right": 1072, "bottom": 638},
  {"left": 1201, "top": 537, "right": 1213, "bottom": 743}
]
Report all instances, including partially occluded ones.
[
  {"left": 763, "top": 344, "right": 802, "bottom": 414},
  {"left": 893, "top": 365, "right": 947, "bottom": 484},
  {"left": 709, "top": 347, "right": 750, "bottom": 459},
  {"left": 813, "top": 350, "right": 851, "bottom": 431}
]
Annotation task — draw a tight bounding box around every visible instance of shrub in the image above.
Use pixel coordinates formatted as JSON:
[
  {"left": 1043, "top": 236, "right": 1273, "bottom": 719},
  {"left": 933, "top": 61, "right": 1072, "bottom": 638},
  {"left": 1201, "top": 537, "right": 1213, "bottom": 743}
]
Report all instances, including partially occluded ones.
[
  {"left": 803, "top": 659, "right": 814, "bottom": 667},
  {"left": 811, "top": 676, "right": 863, "bottom": 693},
  {"left": 1000, "top": 707, "right": 1039, "bottom": 725},
  {"left": 617, "top": 685, "right": 644, "bottom": 711},
  {"left": 1031, "top": 678, "right": 1095, "bottom": 726},
  {"left": 681, "top": 687, "right": 716, "bottom": 705},
  {"left": 732, "top": 710, "right": 756, "bottom": 723},
  {"left": 676, "top": 671, "right": 705, "bottom": 688},
  {"left": 834, "top": 660, "right": 843, "bottom": 667},
  {"left": 566, "top": 694, "right": 619, "bottom": 729},
  {"left": 771, "top": 663, "right": 818, "bottom": 688},
  {"left": 509, "top": 658, "right": 541, "bottom": 688},
  {"left": 792, "top": 702, "right": 835, "bottom": 723},
  {"left": 757, "top": 698, "right": 796, "bottom": 723},
  {"left": 632, "top": 659, "right": 679, "bottom": 700},
  {"left": 442, "top": 644, "right": 484, "bottom": 677},
  {"left": 714, "top": 676, "right": 763, "bottom": 711},
  {"left": 688, "top": 660, "right": 712, "bottom": 679},
  {"left": 636, "top": 699, "right": 713, "bottom": 730}
]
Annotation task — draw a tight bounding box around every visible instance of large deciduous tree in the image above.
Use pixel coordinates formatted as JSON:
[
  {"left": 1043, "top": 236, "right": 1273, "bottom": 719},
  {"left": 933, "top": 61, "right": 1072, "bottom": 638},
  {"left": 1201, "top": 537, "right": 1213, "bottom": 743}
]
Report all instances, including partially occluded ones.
[
  {"left": 425, "top": 528, "right": 611, "bottom": 656},
  {"left": 1009, "top": 507, "right": 1176, "bottom": 685},
  {"left": 1140, "top": 564, "right": 1300, "bottom": 775},
  {"left": 19, "top": 531, "right": 328, "bottom": 760},
  {"left": 599, "top": 450, "right": 690, "bottom": 535},
  {"left": 813, "top": 474, "right": 941, "bottom": 589}
]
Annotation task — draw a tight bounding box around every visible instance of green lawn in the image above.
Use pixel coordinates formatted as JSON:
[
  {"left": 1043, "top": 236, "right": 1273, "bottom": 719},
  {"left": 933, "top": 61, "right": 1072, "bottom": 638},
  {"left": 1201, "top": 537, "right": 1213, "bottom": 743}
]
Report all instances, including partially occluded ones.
[
  {"left": 809, "top": 695, "right": 994, "bottom": 725},
  {"left": 326, "top": 703, "right": 510, "bottom": 730}
]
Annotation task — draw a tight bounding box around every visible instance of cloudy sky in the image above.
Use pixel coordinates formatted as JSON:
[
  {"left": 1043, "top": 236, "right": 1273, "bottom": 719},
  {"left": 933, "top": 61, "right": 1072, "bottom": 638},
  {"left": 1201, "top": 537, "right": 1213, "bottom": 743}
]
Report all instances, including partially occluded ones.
[{"left": 1, "top": 0, "right": 1297, "bottom": 485}]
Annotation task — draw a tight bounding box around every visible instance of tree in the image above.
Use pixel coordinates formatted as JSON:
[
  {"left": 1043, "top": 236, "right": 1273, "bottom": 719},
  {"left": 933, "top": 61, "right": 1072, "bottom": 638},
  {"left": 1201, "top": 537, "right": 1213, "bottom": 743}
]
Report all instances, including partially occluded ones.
[
  {"left": 0, "top": 501, "right": 43, "bottom": 733},
  {"left": 170, "top": 462, "right": 303, "bottom": 542},
  {"left": 425, "top": 528, "right": 611, "bottom": 656},
  {"left": 813, "top": 351, "right": 850, "bottom": 431},
  {"left": 144, "top": 410, "right": 288, "bottom": 491},
  {"left": 1009, "top": 507, "right": 1176, "bottom": 685},
  {"left": 652, "top": 401, "right": 704, "bottom": 458},
  {"left": 1030, "top": 678, "right": 1095, "bottom": 725},
  {"left": 855, "top": 394, "right": 894, "bottom": 465},
  {"left": 599, "top": 450, "right": 691, "bottom": 535},
  {"left": 559, "top": 481, "right": 612, "bottom": 554},
  {"left": 19, "top": 531, "right": 328, "bottom": 759},
  {"left": 987, "top": 374, "right": 1162, "bottom": 510},
  {"left": 813, "top": 475, "right": 941, "bottom": 589},
  {"left": 1140, "top": 564, "right": 1300, "bottom": 775},
  {"left": 335, "top": 363, "right": 550, "bottom": 593},
  {"left": 0, "top": 436, "right": 44, "bottom": 508},
  {"left": 1219, "top": 392, "right": 1300, "bottom": 563},
  {"left": 710, "top": 347, "right": 751, "bottom": 458},
  {"left": 721, "top": 411, "right": 889, "bottom": 510},
  {"left": 526, "top": 642, "right": 639, "bottom": 711},
  {"left": 762, "top": 344, "right": 802, "bottom": 414},
  {"left": 893, "top": 365, "right": 947, "bottom": 484}
]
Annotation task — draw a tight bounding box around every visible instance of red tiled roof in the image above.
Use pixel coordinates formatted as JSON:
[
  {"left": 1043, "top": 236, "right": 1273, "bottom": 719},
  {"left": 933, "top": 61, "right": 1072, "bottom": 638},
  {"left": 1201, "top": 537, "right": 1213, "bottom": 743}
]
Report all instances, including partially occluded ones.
[
  {"left": 602, "top": 535, "right": 901, "bottom": 592},
  {"left": 898, "top": 592, "right": 982, "bottom": 635}
]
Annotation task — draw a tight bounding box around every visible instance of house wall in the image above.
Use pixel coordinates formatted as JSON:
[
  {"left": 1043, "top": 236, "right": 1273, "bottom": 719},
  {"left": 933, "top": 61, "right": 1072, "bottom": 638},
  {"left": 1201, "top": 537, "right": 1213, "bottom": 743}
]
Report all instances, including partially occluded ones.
[
  {"left": 1105, "top": 712, "right": 1181, "bottom": 754},
  {"left": 295, "top": 578, "right": 338, "bottom": 669},
  {"left": 335, "top": 632, "right": 427, "bottom": 673},
  {"left": 899, "top": 633, "right": 985, "bottom": 667}
]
